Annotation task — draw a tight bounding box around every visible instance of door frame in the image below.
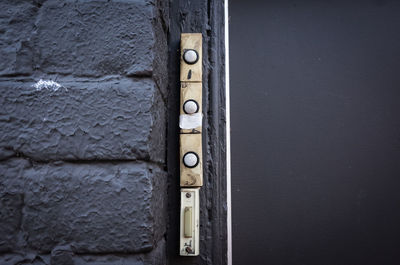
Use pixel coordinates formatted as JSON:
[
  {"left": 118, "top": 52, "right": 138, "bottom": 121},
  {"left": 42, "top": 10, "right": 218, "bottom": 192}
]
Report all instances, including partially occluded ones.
[{"left": 166, "top": 0, "right": 231, "bottom": 264}]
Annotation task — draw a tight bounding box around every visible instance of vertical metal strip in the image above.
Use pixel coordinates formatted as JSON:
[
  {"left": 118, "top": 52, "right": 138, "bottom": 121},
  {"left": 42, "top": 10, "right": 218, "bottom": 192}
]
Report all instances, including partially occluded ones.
[{"left": 224, "top": 0, "right": 232, "bottom": 263}]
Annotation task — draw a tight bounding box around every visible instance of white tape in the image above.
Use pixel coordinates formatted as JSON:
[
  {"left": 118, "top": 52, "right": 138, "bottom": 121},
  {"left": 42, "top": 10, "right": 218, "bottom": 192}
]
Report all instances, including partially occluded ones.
[{"left": 179, "top": 113, "right": 202, "bottom": 129}]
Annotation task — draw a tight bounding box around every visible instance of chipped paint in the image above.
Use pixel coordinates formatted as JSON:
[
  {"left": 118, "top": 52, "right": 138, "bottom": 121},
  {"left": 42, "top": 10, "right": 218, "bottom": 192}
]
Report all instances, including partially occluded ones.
[{"left": 33, "top": 79, "right": 62, "bottom": 91}]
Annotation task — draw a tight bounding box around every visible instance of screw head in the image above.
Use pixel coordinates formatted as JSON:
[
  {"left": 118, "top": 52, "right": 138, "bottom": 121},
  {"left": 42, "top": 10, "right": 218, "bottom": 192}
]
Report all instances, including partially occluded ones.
[
  {"left": 183, "top": 49, "right": 199, "bottom": 64},
  {"left": 185, "top": 247, "right": 193, "bottom": 253},
  {"left": 186, "top": 192, "right": 191, "bottom": 198}
]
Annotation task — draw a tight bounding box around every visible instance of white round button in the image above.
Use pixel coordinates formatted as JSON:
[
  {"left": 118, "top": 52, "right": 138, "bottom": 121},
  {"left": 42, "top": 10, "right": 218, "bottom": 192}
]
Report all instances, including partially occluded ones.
[
  {"left": 183, "top": 49, "right": 198, "bottom": 64},
  {"left": 183, "top": 100, "right": 199, "bottom": 114},
  {"left": 183, "top": 152, "right": 199, "bottom": 168}
]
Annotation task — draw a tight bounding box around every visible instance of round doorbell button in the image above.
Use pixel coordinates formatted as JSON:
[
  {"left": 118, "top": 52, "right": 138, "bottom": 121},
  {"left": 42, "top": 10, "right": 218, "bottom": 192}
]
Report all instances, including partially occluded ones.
[
  {"left": 183, "top": 100, "right": 199, "bottom": 114},
  {"left": 183, "top": 49, "right": 199, "bottom": 64},
  {"left": 183, "top": 152, "right": 199, "bottom": 168}
]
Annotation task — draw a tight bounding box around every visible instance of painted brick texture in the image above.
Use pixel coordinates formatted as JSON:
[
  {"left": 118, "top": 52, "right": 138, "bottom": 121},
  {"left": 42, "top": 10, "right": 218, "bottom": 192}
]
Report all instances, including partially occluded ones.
[
  {"left": 0, "top": 78, "right": 165, "bottom": 162},
  {"left": 0, "top": 159, "right": 166, "bottom": 253},
  {"left": 0, "top": 0, "right": 169, "bottom": 264}
]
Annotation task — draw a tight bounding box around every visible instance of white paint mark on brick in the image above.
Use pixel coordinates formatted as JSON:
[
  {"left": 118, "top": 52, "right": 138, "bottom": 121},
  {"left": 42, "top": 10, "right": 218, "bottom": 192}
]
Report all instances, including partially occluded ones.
[{"left": 33, "top": 79, "right": 63, "bottom": 91}]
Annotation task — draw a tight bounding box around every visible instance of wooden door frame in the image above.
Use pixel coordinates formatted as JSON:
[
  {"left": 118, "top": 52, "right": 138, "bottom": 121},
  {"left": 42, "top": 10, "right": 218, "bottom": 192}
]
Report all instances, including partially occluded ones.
[{"left": 166, "top": 0, "right": 230, "bottom": 264}]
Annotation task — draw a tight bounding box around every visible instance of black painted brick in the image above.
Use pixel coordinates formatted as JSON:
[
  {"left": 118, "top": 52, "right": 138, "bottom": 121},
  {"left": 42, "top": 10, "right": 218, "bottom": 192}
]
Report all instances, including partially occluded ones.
[
  {"left": 0, "top": 158, "right": 167, "bottom": 253},
  {"left": 0, "top": 77, "right": 165, "bottom": 162}
]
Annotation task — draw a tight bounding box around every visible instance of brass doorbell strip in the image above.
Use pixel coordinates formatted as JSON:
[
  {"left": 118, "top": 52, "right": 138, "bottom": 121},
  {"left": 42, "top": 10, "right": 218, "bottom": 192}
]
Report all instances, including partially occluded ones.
[{"left": 179, "top": 33, "right": 202, "bottom": 256}]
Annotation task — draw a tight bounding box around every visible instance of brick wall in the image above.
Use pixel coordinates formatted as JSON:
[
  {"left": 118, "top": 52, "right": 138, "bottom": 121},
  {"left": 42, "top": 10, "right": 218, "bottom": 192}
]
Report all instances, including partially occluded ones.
[{"left": 0, "top": 0, "right": 169, "bottom": 264}]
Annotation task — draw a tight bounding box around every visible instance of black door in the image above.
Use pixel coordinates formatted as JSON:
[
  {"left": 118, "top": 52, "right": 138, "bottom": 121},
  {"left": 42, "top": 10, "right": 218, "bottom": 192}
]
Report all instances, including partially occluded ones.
[{"left": 230, "top": 1, "right": 400, "bottom": 264}]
